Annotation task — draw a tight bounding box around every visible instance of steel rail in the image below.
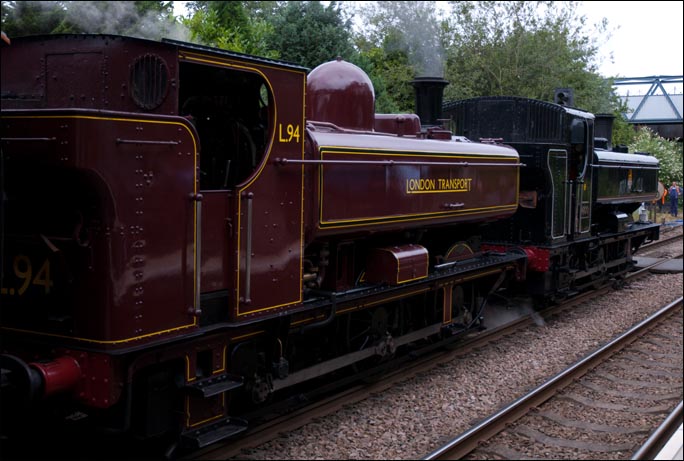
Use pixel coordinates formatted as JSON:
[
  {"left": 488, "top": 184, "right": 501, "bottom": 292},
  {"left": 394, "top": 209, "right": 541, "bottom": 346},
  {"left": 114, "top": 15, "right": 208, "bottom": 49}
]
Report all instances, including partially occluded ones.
[
  {"left": 631, "top": 401, "right": 683, "bottom": 460},
  {"left": 423, "top": 296, "right": 683, "bottom": 460}
]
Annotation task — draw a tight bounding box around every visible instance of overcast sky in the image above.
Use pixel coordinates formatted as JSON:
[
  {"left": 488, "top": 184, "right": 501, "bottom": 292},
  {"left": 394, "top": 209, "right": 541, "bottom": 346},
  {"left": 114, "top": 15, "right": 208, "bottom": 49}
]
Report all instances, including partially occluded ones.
[{"left": 579, "top": 1, "right": 683, "bottom": 79}]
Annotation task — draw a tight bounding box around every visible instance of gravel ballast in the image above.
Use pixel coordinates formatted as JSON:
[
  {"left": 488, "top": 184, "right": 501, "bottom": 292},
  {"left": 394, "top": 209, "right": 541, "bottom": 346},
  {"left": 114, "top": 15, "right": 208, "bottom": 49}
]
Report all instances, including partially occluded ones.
[{"left": 236, "top": 230, "right": 683, "bottom": 460}]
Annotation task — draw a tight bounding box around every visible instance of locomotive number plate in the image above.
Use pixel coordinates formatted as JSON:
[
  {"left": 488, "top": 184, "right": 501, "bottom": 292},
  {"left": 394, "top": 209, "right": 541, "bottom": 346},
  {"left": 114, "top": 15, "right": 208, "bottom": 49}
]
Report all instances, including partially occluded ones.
[{"left": 1, "top": 254, "right": 54, "bottom": 297}]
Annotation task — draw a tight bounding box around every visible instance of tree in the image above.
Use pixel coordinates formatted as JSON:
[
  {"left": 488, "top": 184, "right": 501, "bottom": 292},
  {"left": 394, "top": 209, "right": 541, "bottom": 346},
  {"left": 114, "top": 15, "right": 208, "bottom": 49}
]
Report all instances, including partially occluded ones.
[
  {"left": 629, "top": 127, "right": 683, "bottom": 187},
  {"left": 350, "top": 1, "right": 623, "bottom": 117},
  {"left": 1, "top": 1, "right": 73, "bottom": 36},
  {"left": 265, "top": 1, "right": 356, "bottom": 69},
  {"left": 348, "top": 44, "right": 405, "bottom": 113},
  {"left": 442, "top": 1, "right": 613, "bottom": 112},
  {"left": 183, "top": 1, "right": 277, "bottom": 57},
  {"left": 610, "top": 95, "right": 637, "bottom": 148},
  {"left": 1, "top": 1, "right": 185, "bottom": 40}
]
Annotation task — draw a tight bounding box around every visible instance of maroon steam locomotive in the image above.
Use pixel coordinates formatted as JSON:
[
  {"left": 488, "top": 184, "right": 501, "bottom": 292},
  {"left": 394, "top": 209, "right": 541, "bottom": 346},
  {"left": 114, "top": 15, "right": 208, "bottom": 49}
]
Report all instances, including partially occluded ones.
[{"left": 0, "top": 34, "right": 659, "bottom": 449}]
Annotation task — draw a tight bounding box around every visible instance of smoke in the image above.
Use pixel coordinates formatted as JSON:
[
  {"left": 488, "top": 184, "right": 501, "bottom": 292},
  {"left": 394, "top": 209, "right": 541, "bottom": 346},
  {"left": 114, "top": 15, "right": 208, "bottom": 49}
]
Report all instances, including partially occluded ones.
[
  {"left": 13, "top": 1, "right": 191, "bottom": 42},
  {"left": 405, "top": 6, "right": 444, "bottom": 78},
  {"left": 375, "top": 1, "right": 446, "bottom": 78}
]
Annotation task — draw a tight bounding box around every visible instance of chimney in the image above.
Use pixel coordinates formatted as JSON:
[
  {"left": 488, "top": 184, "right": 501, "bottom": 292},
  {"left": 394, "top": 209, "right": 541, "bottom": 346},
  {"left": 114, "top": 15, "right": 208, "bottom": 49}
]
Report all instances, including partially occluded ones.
[
  {"left": 594, "top": 113, "right": 615, "bottom": 150},
  {"left": 412, "top": 77, "right": 448, "bottom": 127},
  {"left": 594, "top": 113, "right": 615, "bottom": 140}
]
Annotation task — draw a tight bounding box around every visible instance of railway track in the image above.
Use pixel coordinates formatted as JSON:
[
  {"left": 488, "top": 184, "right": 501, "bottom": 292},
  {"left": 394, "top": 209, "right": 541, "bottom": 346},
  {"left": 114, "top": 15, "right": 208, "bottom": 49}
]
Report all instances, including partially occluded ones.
[
  {"left": 424, "top": 297, "right": 683, "bottom": 460},
  {"left": 183, "top": 303, "right": 552, "bottom": 460},
  {"left": 638, "top": 231, "right": 683, "bottom": 253},
  {"left": 185, "top": 244, "right": 682, "bottom": 460}
]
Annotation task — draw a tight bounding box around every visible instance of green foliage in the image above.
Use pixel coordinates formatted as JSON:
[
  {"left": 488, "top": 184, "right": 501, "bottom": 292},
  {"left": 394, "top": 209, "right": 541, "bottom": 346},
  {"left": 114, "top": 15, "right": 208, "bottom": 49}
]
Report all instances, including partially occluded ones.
[
  {"left": 629, "top": 127, "right": 683, "bottom": 187},
  {"left": 264, "top": 1, "right": 356, "bottom": 69},
  {"left": 610, "top": 97, "right": 637, "bottom": 147},
  {"left": 184, "top": 2, "right": 360, "bottom": 68},
  {"left": 182, "top": 1, "right": 277, "bottom": 57},
  {"left": 184, "top": 1, "right": 249, "bottom": 36},
  {"left": 348, "top": 47, "right": 405, "bottom": 113},
  {"left": 2, "top": 1, "right": 74, "bottom": 35},
  {"left": 1, "top": 1, "right": 182, "bottom": 39},
  {"left": 611, "top": 116, "right": 637, "bottom": 148},
  {"left": 354, "top": 36, "right": 414, "bottom": 113},
  {"left": 350, "top": 1, "right": 627, "bottom": 119},
  {"left": 442, "top": 1, "right": 611, "bottom": 109}
]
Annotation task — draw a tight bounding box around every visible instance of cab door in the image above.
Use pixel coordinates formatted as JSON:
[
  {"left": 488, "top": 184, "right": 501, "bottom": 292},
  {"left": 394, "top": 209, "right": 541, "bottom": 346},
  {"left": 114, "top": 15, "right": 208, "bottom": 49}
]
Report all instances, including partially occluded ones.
[
  {"left": 569, "top": 119, "right": 593, "bottom": 238},
  {"left": 179, "top": 52, "right": 307, "bottom": 323},
  {"left": 547, "top": 149, "right": 569, "bottom": 239}
]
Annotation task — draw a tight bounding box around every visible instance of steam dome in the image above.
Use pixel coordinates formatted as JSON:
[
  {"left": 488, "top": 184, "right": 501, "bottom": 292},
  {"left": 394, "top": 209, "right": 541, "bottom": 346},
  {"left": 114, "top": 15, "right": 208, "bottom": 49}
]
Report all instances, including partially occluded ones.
[{"left": 306, "top": 58, "right": 375, "bottom": 131}]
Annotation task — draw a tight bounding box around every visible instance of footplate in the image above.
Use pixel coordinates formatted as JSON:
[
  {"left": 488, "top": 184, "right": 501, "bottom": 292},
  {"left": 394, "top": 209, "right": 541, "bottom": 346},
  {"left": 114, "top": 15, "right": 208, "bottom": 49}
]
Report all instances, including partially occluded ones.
[
  {"left": 184, "top": 373, "right": 244, "bottom": 397},
  {"left": 181, "top": 416, "right": 248, "bottom": 448}
]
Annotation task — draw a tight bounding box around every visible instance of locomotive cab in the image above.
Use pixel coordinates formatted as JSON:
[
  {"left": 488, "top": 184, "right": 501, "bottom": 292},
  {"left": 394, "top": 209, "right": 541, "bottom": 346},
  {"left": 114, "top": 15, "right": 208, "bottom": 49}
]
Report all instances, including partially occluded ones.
[{"left": 1, "top": 34, "right": 310, "bottom": 445}]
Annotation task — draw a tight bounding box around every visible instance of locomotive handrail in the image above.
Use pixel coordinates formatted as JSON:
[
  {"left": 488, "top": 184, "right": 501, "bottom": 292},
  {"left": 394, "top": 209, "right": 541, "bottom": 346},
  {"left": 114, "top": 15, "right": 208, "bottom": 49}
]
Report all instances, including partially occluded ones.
[
  {"left": 242, "top": 192, "right": 254, "bottom": 305},
  {"left": 115, "top": 138, "right": 179, "bottom": 146},
  {"left": 191, "top": 193, "right": 203, "bottom": 316},
  {"left": 590, "top": 163, "right": 660, "bottom": 170},
  {"left": 1, "top": 137, "right": 56, "bottom": 142},
  {"left": 274, "top": 158, "right": 525, "bottom": 167}
]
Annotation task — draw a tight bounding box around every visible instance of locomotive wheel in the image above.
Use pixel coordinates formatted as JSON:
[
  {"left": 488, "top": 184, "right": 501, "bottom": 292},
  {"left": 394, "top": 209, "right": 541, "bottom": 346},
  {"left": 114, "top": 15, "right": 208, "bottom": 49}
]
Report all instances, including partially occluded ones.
[
  {"left": 451, "top": 284, "right": 478, "bottom": 328},
  {"left": 343, "top": 304, "right": 401, "bottom": 374},
  {"left": 345, "top": 306, "right": 387, "bottom": 353},
  {"left": 444, "top": 242, "right": 475, "bottom": 262},
  {"left": 591, "top": 248, "right": 607, "bottom": 289},
  {"left": 344, "top": 309, "right": 379, "bottom": 374}
]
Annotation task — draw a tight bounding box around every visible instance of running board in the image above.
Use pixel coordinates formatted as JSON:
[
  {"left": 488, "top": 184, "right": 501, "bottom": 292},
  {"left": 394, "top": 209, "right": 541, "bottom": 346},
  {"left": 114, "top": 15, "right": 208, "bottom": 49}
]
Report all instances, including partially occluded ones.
[
  {"left": 184, "top": 373, "right": 244, "bottom": 398},
  {"left": 181, "top": 416, "right": 248, "bottom": 449}
]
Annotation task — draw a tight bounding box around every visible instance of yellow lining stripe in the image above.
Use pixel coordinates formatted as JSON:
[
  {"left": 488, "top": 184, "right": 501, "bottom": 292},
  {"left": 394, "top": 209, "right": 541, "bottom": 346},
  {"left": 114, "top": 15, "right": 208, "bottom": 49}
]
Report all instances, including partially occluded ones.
[
  {"left": 1, "top": 114, "right": 199, "bottom": 344},
  {"left": 318, "top": 148, "right": 519, "bottom": 228},
  {"left": 321, "top": 148, "right": 518, "bottom": 158},
  {"left": 321, "top": 205, "right": 518, "bottom": 228}
]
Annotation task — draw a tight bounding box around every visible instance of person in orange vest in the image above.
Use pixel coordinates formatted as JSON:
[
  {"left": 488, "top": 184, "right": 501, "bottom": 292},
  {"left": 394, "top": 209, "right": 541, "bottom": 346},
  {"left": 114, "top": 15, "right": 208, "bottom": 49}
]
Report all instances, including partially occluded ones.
[{"left": 660, "top": 184, "right": 667, "bottom": 212}]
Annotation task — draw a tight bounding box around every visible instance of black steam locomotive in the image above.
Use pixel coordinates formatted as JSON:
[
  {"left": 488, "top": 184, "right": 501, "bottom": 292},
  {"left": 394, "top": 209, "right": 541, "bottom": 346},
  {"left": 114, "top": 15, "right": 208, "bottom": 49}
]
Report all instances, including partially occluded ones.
[
  {"left": 0, "top": 33, "right": 659, "bottom": 451},
  {"left": 444, "top": 96, "right": 660, "bottom": 300}
]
